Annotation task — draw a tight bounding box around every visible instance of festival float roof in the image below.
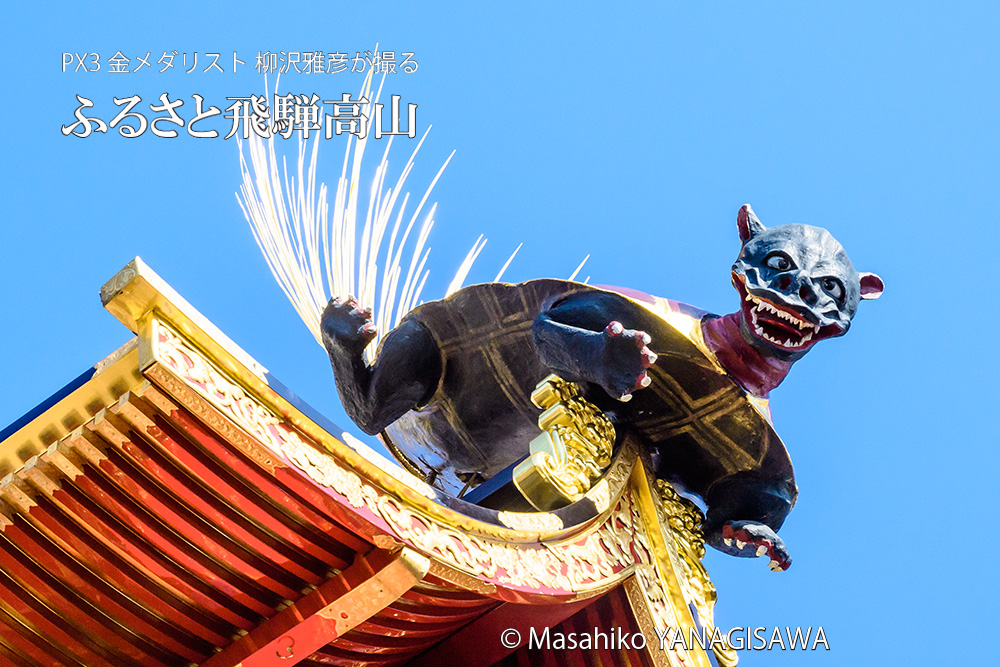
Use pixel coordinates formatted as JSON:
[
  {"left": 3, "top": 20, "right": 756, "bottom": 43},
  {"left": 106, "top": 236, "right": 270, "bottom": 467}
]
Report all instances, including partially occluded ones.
[{"left": 0, "top": 258, "right": 735, "bottom": 667}]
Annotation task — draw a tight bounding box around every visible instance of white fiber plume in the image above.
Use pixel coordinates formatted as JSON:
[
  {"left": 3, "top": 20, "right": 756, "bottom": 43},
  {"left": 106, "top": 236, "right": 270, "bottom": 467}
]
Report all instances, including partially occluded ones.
[{"left": 237, "top": 70, "right": 502, "bottom": 362}]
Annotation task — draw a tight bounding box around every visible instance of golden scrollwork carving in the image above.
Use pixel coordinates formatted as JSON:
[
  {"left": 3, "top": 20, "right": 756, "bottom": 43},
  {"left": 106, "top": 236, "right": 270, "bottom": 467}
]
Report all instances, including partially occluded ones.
[
  {"left": 338, "top": 431, "right": 437, "bottom": 500},
  {"left": 623, "top": 494, "right": 692, "bottom": 667},
  {"left": 657, "top": 480, "right": 706, "bottom": 556},
  {"left": 144, "top": 366, "right": 281, "bottom": 474},
  {"left": 152, "top": 322, "right": 284, "bottom": 471},
  {"left": 631, "top": 513, "right": 683, "bottom": 634},
  {"left": 654, "top": 479, "right": 739, "bottom": 667},
  {"left": 513, "top": 374, "right": 616, "bottom": 510},
  {"left": 655, "top": 480, "right": 714, "bottom": 612},
  {"left": 588, "top": 436, "right": 636, "bottom": 512}
]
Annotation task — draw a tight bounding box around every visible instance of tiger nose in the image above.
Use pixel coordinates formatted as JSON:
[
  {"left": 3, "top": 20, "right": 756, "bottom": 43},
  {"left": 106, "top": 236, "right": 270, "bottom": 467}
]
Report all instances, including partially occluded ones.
[{"left": 798, "top": 283, "right": 818, "bottom": 305}]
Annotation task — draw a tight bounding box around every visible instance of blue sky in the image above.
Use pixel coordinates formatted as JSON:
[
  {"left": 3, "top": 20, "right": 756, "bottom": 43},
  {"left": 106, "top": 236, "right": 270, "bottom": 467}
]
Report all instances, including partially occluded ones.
[{"left": 2, "top": 3, "right": 997, "bottom": 665}]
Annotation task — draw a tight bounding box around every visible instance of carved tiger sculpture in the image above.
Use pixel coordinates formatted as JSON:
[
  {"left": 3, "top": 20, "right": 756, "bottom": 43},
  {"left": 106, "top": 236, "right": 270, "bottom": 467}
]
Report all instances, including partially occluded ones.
[{"left": 320, "top": 204, "right": 884, "bottom": 571}]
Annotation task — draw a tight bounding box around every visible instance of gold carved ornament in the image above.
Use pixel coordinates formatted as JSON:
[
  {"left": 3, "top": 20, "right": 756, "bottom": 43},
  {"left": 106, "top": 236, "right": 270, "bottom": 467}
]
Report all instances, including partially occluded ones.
[
  {"left": 647, "top": 478, "right": 739, "bottom": 667},
  {"left": 507, "top": 372, "right": 736, "bottom": 667},
  {"left": 513, "top": 374, "right": 615, "bottom": 510}
]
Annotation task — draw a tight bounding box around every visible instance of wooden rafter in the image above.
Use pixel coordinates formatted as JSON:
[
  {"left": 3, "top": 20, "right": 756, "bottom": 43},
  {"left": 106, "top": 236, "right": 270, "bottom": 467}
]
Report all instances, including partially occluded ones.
[{"left": 201, "top": 546, "right": 430, "bottom": 667}]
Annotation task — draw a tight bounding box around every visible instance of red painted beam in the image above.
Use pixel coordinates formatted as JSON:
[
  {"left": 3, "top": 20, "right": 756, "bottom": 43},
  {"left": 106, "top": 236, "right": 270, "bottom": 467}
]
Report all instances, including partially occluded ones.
[{"left": 200, "top": 547, "right": 429, "bottom": 667}]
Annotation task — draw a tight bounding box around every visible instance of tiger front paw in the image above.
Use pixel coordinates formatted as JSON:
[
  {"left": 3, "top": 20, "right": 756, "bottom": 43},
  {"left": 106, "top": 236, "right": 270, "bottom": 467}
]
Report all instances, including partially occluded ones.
[{"left": 321, "top": 296, "right": 377, "bottom": 353}]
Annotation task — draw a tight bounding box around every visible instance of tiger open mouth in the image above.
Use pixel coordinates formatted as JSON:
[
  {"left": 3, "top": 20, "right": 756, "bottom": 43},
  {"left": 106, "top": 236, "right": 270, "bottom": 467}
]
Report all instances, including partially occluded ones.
[
  {"left": 733, "top": 274, "right": 842, "bottom": 352},
  {"left": 742, "top": 291, "right": 820, "bottom": 350}
]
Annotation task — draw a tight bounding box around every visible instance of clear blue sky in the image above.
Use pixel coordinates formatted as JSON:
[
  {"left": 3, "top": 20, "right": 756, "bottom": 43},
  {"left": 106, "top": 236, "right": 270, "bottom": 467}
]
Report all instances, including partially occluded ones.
[{"left": 2, "top": 3, "right": 997, "bottom": 665}]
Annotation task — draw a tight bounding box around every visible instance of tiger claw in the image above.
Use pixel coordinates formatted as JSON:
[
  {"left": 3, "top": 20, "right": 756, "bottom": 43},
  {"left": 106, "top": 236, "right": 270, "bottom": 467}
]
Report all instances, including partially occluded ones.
[
  {"left": 322, "top": 296, "right": 377, "bottom": 352},
  {"left": 600, "top": 322, "right": 654, "bottom": 400},
  {"left": 719, "top": 521, "right": 791, "bottom": 571}
]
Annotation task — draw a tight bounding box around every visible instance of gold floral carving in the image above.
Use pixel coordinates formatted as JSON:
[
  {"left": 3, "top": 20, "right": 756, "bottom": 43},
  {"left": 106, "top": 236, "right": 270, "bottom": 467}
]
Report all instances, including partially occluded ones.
[
  {"left": 627, "top": 496, "right": 685, "bottom": 658},
  {"left": 152, "top": 322, "right": 513, "bottom": 541},
  {"left": 578, "top": 435, "right": 639, "bottom": 516},
  {"left": 150, "top": 324, "right": 282, "bottom": 472},
  {"left": 657, "top": 481, "right": 706, "bottom": 558},
  {"left": 653, "top": 478, "right": 739, "bottom": 667},
  {"left": 130, "top": 277, "right": 738, "bottom": 666},
  {"left": 656, "top": 480, "right": 714, "bottom": 611},
  {"left": 513, "top": 375, "right": 616, "bottom": 510}
]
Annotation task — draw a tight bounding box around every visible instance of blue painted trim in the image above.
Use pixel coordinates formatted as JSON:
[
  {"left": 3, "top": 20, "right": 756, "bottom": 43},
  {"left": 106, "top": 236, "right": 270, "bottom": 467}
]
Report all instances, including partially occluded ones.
[{"left": 0, "top": 367, "right": 98, "bottom": 443}]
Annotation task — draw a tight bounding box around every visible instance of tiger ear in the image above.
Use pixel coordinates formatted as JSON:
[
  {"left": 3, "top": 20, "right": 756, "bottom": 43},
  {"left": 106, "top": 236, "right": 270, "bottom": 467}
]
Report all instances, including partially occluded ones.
[
  {"left": 859, "top": 273, "right": 884, "bottom": 300},
  {"left": 737, "top": 204, "right": 766, "bottom": 243}
]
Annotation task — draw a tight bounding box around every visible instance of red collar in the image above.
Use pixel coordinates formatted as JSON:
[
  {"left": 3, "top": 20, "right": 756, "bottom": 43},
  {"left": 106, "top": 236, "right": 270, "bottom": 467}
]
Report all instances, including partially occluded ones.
[{"left": 701, "top": 313, "right": 792, "bottom": 398}]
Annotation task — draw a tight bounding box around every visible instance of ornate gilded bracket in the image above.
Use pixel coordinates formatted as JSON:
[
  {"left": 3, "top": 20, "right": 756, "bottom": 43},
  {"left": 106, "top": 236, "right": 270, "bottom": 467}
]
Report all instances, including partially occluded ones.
[
  {"left": 512, "top": 374, "right": 615, "bottom": 511},
  {"left": 626, "top": 466, "right": 739, "bottom": 667}
]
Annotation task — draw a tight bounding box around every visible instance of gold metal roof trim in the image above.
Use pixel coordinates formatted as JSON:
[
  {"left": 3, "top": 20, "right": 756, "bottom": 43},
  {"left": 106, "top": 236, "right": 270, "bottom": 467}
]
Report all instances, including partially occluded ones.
[
  {"left": 0, "top": 258, "right": 737, "bottom": 667},
  {"left": 0, "top": 338, "right": 144, "bottom": 474}
]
